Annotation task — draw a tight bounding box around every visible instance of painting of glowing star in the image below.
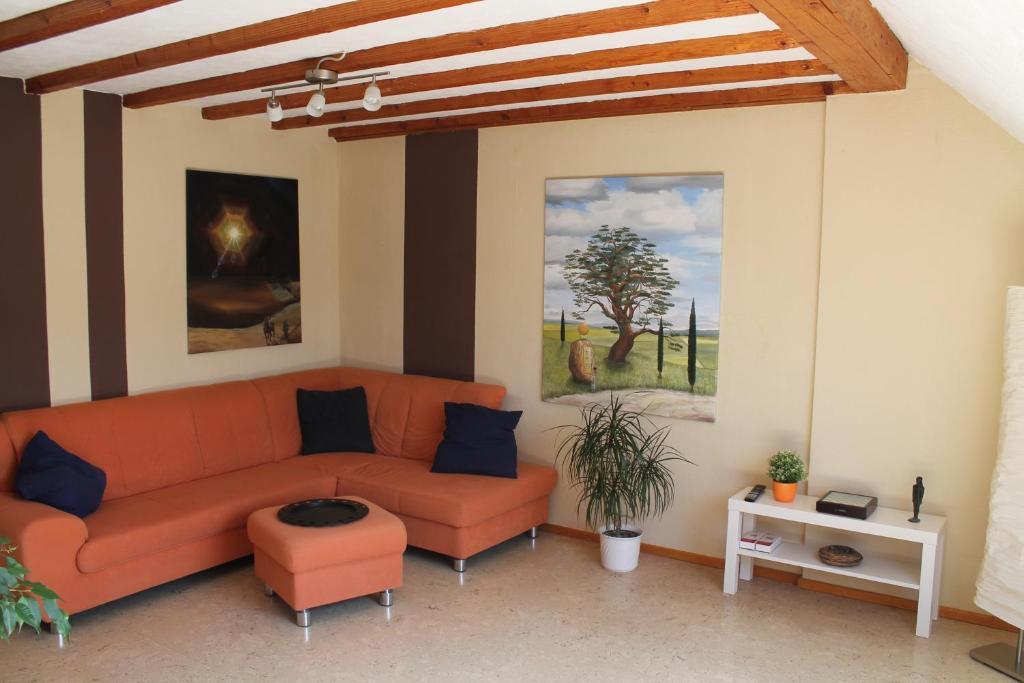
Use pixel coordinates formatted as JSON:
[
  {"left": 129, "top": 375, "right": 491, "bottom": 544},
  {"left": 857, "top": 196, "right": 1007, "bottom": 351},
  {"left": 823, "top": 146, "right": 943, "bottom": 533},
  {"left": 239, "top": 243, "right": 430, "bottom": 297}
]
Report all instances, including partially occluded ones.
[
  {"left": 543, "top": 174, "right": 723, "bottom": 422},
  {"left": 186, "top": 170, "right": 300, "bottom": 354}
]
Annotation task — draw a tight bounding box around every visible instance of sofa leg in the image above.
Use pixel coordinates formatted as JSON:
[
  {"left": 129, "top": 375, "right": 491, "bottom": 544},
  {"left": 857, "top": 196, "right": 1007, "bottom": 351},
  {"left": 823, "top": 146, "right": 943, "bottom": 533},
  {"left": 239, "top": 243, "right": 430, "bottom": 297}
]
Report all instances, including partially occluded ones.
[
  {"left": 527, "top": 526, "right": 539, "bottom": 539},
  {"left": 263, "top": 583, "right": 274, "bottom": 597},
  {"left": 378, "top": 589, "right": 394, "bottom": 607},
  {"left": 452, "top": 558, "right": 466, "bottom": 573},
  {"left": 296, "top": 609, "right": 310, "bottom": 628}
]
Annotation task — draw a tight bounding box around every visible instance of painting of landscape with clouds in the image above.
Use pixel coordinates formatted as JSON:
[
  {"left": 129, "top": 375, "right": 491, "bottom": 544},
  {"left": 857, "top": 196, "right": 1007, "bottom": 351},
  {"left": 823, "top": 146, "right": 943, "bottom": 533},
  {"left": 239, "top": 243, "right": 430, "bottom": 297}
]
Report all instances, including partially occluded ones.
[{"left": 543, "top": 174, "right": 723, "bottom": 422}]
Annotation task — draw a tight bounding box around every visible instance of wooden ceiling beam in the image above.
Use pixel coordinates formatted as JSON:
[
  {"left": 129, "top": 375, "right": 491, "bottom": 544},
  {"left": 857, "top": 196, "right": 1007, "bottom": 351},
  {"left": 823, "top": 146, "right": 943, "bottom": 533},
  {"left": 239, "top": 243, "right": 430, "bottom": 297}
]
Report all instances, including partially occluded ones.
[
  {"left": 328, "top": 81, "right": 849, "bottom": 141},
  {"left": 25, "top": 0, "right": 476, "bottom": 94},
  {"left": 274, "top": 60, "right": 832, "bottom": 130},
  {"left": 0, "top": 0, "right": 181, "bottom": 52},
  {"left": 747, "top": 0, "right": 907, "bottom": 91},
  {"left": 204, "top": 30, "right": 799, "bottom": 120},
  {"left": 127, "top": 0, "right": 758, "bottom": 109}
]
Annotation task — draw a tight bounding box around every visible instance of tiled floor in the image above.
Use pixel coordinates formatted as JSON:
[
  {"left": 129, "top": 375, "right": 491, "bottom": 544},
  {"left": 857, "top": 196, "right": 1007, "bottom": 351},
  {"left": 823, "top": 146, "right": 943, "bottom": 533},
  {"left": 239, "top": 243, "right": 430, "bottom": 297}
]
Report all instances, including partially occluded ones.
[{"left": 3, "top": 533, "right": 1011, "bottom": 682}]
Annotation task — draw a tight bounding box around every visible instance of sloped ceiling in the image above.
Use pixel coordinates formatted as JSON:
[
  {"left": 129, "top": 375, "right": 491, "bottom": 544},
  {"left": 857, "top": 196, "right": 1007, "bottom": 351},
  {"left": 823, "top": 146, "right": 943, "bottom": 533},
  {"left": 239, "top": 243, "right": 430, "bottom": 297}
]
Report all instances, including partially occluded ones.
[{"left": 871, "top": 0, "right": 1024, "bottom": 143}]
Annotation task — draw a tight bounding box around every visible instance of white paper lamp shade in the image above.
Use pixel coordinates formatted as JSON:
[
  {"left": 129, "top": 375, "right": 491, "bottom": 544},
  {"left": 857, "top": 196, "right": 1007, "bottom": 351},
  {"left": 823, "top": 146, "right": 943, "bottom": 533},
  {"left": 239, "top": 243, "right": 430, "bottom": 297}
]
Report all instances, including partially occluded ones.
[{"left": 976, "top": 286, "right": 1024, "bottom": 629}]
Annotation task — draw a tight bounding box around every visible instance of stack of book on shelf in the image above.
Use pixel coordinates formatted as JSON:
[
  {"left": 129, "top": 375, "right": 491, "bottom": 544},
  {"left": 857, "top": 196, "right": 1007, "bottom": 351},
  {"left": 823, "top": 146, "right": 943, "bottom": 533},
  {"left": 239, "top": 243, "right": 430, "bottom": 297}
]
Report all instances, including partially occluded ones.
[{"left": 739, "top": 530, "right": 782, "bottom": 554}]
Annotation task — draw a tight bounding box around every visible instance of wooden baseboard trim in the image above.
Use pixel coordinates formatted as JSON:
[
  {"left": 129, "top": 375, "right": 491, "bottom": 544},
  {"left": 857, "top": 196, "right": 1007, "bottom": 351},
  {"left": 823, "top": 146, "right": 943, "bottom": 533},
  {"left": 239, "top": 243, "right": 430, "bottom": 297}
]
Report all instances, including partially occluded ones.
[
  {"left": 541, "top": 523, "right": 799, "bottom": 584},
  {"left": 797, "top": 578, "right": 1016, "bottom": 633},
  {"left": 541, "top": 523, "right": 1011, "bottom": 631}
]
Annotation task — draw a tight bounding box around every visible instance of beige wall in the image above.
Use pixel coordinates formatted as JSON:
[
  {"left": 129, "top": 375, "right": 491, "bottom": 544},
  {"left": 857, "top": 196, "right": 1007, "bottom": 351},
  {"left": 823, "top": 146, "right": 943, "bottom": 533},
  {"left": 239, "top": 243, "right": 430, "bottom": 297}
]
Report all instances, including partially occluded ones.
[
  {"left": 334, "top": 61, "right": 1024, "bottom": 615},
  {"left": 808, "top": 62, "right": 1024, "bottom": 609},
  {"left": 36, "top": 93, "right": 343, "bottom": 398},
  {"left": 474, "top": 104, "right": 826, "bottom": 556},
  {"left": 40, "top": 89, "right": 91, "bottom": 405},
  {"left": 337, "top": 136, "right": 405, "bottom": 372}
]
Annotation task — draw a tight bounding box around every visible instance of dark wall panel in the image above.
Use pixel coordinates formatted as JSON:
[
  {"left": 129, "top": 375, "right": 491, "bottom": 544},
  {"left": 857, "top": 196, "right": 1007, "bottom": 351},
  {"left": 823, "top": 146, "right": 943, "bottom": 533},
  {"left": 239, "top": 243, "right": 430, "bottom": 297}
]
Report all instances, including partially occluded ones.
[
  {"left": 84, "top": 90, "right": 128, "bottom": 400},
  {"left": 404, "top": 130, "right": 478, "bottom": 382},
  {"left": 0, "top": 78, "right": 50, "bottom": 412}
]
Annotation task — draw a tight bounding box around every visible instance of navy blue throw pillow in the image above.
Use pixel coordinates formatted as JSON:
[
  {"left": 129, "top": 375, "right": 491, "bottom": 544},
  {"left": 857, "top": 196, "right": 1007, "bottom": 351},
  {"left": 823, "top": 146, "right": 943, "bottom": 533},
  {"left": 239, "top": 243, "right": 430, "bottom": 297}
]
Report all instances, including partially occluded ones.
[
  {"left": 297, "top": 386, "right": 375, "bottom": 455},
  {"left": 432, "top": 402, "right": 522, "bottom": 479},
  {"left": 15, "top": 431, "right": 106, "bottom": 517}
]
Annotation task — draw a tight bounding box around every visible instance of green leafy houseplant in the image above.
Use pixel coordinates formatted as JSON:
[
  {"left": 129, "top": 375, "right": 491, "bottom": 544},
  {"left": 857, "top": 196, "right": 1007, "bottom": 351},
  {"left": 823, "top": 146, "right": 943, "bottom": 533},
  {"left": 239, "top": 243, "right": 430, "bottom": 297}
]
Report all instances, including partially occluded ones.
[
  {"left": 767, "top": 450, "right": 807, "bottom": 484},
  {"left": 556, "top": 396, "right": 693, "bottom": 538},
  {"left": 0, "top": 537, "right": 70, "bottom": 640}
]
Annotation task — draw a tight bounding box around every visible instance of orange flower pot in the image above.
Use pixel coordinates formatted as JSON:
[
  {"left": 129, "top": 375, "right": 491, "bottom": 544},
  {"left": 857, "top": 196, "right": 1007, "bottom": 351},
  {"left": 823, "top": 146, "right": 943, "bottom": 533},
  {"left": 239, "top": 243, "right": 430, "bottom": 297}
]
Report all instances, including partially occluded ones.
[{"left": 772, "top": 481, "right": 798, "bottom": 503}]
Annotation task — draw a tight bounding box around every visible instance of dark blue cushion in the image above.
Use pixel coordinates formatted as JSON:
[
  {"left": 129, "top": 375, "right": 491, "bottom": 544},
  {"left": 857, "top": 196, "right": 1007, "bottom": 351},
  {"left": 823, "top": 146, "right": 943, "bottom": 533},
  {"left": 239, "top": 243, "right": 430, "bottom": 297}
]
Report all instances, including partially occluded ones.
[
  {"left": 431, "top": 402, "right": 522, "bottom": 479},
  {"left": 297, "top": 386, "right": 375, "bottom": 455},
  {"left": 15, "top": 431, "right": 106, "bottom": 518}
]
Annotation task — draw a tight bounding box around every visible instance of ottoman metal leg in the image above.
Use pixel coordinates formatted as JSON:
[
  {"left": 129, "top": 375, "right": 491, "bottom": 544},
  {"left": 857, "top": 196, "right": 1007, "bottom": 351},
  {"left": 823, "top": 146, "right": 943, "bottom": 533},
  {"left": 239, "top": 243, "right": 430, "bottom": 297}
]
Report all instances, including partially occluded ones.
[
  {"left": 378, "top": 589, "right": 394, "bottom": 607},
  {"left": 452, "top": 558, "right": 466, "bottom": 573},
  {"left": 263, "top": 583, "right": 274, "bottom": 597},
  {"left": 527, "top": 526, "right": 539, "bottom": 539},
  {"left": 296, "top": 609, "right": 310, "bottom": 628}
]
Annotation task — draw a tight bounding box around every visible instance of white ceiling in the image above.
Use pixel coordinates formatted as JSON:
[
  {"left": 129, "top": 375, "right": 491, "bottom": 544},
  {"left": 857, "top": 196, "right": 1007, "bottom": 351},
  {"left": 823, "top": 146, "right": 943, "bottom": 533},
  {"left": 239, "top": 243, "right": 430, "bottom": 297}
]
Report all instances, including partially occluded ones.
[
  {"left": 870, "top": 0, "right": 1024, "bottom": 143},
  {"left": 3, "top": 1, "right": 1020, "bottom": 141}
]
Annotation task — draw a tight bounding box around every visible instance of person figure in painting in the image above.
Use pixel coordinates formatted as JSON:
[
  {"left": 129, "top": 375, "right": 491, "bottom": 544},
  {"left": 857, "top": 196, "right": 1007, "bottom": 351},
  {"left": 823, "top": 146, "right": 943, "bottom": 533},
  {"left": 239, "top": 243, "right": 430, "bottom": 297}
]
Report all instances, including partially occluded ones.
[
  {"left": 282, "top": 320, "right": 290, "bottom": 344},
  {"left": 909, "top": 476, "right": 925, "bottom": 523},
  {"left": 263, "top": 317, "right": 274, "bottom": 345}
]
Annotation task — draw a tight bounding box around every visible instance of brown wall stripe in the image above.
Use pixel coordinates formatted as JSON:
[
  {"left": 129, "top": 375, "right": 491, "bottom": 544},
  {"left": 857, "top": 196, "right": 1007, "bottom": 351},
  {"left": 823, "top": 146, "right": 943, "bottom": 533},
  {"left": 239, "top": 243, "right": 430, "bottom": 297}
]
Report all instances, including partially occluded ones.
[
  {"left": 403, "top": 130, "right": 478, "bottom": 382},
  {"left": 83, "top": 90, "right": 128, "bottom": 400},
  {"left": 0, "top": 78, "right": 50, "bottom": 412}
]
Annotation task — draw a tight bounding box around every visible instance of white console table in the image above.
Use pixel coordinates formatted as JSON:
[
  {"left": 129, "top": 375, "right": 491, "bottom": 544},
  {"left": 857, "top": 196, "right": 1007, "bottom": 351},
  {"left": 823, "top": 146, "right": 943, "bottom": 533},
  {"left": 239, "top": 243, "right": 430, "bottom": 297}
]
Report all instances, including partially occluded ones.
[{"left": 723, "top": 488, "right": 946, "bottom": 638}]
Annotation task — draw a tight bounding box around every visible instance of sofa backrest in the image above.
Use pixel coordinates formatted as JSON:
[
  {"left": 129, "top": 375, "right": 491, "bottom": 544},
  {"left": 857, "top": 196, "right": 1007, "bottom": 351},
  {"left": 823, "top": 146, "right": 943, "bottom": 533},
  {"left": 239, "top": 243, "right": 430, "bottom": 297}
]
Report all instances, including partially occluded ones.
[
  {"left": 0, "top": 380, "right": 275, "bottom": 500},
  {"left": 0, "top": 366, "right": 506, "bottom": 497},
  {"left": 252, "top": 366, "right": 506, "bottom": 461}
]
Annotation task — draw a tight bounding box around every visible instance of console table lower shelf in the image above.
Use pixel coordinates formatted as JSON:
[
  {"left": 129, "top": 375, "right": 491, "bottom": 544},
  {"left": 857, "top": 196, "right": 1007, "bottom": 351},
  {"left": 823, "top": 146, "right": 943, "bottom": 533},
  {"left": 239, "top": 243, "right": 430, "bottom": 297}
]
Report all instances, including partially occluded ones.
[{"left": 723, "top": 488, "right": 946, "bottom": 638}]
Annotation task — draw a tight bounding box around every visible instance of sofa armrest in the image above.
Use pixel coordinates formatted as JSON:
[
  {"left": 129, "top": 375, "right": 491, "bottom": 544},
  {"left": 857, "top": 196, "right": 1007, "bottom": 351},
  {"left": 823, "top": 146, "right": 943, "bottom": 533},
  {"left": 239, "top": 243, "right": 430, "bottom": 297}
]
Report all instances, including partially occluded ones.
[{"left": 0, "top": 492, "right": 88, "bottom": 592}]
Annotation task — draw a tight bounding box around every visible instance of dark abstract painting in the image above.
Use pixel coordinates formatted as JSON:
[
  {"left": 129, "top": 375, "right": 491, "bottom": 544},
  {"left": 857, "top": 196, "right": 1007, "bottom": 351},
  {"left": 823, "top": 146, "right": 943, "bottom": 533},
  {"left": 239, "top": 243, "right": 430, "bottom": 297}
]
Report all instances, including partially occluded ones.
[{"left": 186, "top": 169, "right": 300, "bottom": 354}]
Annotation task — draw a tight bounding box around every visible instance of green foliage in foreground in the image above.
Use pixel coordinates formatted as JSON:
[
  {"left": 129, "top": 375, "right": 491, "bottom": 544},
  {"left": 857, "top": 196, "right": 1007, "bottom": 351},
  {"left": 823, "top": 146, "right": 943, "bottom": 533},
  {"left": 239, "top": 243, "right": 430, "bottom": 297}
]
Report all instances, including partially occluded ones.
[
  {"left": 767, "top": 450, "right": 807, "bottom": 484},
  {"left": 542, "top": 323, "right": 718, "bottom": 399},
  {"left": 555, "top": 397, "right": 694, "bottom": 533},
  {"left": 0, "top": 537, "right": 70, "bottom": 640}
]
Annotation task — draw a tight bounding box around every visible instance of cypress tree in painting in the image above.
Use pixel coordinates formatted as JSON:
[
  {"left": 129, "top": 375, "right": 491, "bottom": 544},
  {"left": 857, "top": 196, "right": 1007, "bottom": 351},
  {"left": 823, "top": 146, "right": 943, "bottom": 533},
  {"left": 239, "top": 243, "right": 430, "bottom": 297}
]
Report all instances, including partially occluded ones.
[
  {"left": 687, "top": 299, "right": 697, "bottom": 392},
  {"left": 657, "top": 318, "right": 665, "bottom": 377},
  {"left": 560, "top": 309, "right": 566, "bottom": 344}
]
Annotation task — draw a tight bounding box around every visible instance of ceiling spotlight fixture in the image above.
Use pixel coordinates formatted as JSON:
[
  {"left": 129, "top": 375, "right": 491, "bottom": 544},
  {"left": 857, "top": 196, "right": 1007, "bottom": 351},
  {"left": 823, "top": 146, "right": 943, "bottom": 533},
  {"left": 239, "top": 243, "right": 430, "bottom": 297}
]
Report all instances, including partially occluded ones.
[
  {"left": 260, "top": 52, "right": 389, "bottom": 123},
  {"left": 362, "top": 75, "right": 382, "bottom": 112},
  {"left": 266, "top": 91, "right": 283, "bottom": 122},
  {"left": 306, "top": 84, "right": 325, "bottom": 118}
]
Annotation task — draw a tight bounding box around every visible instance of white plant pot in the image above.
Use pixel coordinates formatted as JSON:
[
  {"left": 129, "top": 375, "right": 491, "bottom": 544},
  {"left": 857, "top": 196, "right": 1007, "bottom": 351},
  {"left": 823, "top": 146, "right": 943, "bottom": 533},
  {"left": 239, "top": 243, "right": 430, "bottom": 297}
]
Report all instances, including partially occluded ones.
[{"left": 598, "top": 523, "right": 643, "bottom": 572}]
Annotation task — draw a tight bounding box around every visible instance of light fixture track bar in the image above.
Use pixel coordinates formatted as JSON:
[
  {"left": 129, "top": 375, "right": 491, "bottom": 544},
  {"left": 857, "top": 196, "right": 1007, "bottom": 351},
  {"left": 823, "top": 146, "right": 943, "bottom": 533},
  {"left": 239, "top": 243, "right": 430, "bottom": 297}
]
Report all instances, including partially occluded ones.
[{"left": 260, "top": 71, "right": 390, "bottom": 94}]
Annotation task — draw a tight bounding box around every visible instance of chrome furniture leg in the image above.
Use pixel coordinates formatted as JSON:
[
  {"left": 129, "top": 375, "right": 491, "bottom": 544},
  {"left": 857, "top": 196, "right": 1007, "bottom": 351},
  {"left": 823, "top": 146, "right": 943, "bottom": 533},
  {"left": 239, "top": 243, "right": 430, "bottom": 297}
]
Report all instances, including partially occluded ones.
[
  {"left": 296, "top": 609, "right": 310, "bottom": 628},
  {"left": 378, "top": 589, "right": 393, "bottom": 607},
  {"left": 527, "top": 526, "right": 538, "bottom": 539},
  {"left": 263, "top": 583, "right": 274, "bottom": 597},
  {"left": 452, "top": 558, "right": 466, "bottom": 573}
]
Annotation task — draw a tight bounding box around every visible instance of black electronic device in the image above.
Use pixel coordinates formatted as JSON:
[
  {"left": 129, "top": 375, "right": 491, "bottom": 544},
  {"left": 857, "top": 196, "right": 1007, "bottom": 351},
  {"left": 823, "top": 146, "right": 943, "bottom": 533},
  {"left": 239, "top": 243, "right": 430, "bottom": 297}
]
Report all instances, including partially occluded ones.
[
  {"left": 815, "top": 491, "right": 878, "bottom": 520},
  {"left": 744, "top": 484, "right": 766, "bottom": 502}
]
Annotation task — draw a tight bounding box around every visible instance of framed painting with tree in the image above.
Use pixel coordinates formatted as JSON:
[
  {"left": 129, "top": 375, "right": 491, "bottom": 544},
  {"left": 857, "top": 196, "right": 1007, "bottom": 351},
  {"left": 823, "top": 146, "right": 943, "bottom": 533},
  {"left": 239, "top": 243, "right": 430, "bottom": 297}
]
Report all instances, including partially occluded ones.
[{"left": 543, "top": 174, "right": 723, "bottom": 422}]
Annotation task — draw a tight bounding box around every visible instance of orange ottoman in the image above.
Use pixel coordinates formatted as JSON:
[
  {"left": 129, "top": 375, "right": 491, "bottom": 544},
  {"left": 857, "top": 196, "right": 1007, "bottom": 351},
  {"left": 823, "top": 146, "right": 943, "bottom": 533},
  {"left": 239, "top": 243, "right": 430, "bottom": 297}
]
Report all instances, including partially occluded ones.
[{"left": 247, "top": 496, "right": 406, "bottom": 627}]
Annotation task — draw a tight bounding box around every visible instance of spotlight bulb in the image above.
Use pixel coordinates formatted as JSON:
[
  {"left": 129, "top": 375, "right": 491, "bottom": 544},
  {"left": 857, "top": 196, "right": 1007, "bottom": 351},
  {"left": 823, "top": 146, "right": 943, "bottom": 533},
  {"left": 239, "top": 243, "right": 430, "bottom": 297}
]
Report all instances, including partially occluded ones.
[
  {"left": 307, "top": 89, "right": 326, "bottom": 118},
  {"left": 362, "top": 82, "right": 382, "bottom": 112},
  {"left": 266, "top": 96, "right": 283, "bottom": 122}
]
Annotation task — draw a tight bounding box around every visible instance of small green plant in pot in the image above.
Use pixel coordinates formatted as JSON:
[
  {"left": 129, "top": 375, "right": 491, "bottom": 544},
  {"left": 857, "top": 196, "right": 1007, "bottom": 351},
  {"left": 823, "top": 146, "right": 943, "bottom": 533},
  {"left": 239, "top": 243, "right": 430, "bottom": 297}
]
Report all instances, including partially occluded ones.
[
  {"left": 555, "top": 396, "right": 693, "bottom": 572},
  {"left": 0, "top": 536, "right": 70, "bottom": 641},
  {"left": 767, "top": 450, "right": 807, "bottom": 503}
]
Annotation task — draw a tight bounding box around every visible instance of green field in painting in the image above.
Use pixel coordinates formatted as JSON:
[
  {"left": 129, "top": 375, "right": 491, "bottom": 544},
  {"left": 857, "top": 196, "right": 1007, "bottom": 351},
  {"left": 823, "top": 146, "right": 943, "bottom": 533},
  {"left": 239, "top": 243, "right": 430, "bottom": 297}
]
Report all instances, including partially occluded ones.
[{"left": 542, "top": 323, "right": 718, "bottom": 399}]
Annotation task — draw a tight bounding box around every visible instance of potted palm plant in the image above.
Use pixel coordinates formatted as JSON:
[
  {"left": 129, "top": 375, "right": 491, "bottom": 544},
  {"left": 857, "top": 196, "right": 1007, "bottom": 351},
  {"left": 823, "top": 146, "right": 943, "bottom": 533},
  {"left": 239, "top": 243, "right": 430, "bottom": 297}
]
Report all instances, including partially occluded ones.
[
  {"left": 767, "top": 450, "right": 807, "bottom": 503},
  {"left": 556, "top": 397, "right": 692, "bottom": 572}
]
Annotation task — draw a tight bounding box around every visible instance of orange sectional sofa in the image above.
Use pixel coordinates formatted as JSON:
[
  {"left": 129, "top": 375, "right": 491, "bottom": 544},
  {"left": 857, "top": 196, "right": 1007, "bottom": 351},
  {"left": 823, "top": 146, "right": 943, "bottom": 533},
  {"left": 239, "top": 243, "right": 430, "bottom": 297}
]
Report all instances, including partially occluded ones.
[{"left": 0, "top": 366, "right": 557, "bottom": 617}]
